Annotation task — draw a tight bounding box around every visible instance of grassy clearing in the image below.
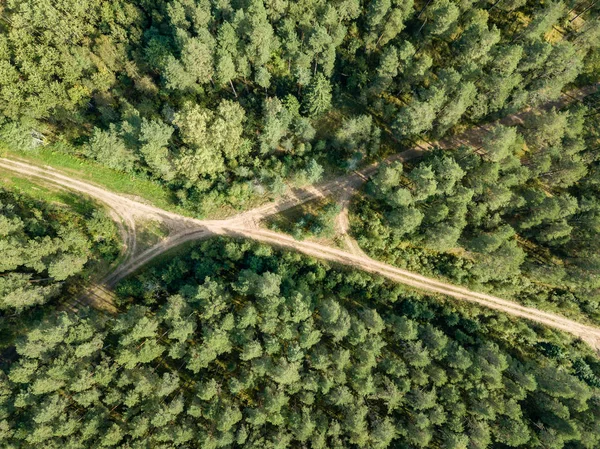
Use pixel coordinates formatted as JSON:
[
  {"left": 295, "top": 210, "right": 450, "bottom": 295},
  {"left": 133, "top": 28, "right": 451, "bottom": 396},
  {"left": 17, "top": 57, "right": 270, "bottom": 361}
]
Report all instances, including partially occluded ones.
[
  {"left": 266, "top": 197, "right": 330, "bottom": 231},
  {"left": 1, "top": 146, "right": 187, "bottom": 215},
  {"left": 265, "top": 196, "right": 342, "bottom": 245},
  {"left": 1, "top": 167, "right": 104, "bottom": 216},
  {"left": 137, "top": 220, "right": 170, "bottom": 249},
  {"left": 1, "top": 168, "right": 65, "bottom": 202}
]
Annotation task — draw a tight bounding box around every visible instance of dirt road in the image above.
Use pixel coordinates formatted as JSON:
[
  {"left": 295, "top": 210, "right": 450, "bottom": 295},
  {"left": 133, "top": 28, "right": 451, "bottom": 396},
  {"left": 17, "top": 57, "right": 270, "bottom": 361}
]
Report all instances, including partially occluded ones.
[
  {"left": 110, "top": 222, "right": 600, "bottom": 348},
  {"left": 3, "top": 167, "right": 600, "bottom": 349},
  {"left": 1, "top": 83, "right": 599, "bottom": 347},
  {"left": 224, "top": 227, "right": 600, "bottom": 350}
]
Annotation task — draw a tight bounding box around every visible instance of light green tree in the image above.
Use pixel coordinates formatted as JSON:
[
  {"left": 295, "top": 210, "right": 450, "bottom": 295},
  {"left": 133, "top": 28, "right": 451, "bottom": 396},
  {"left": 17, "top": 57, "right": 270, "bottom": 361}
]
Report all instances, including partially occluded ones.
[{"left": 304, "top": 73, "right": 332, "bottom": 117}]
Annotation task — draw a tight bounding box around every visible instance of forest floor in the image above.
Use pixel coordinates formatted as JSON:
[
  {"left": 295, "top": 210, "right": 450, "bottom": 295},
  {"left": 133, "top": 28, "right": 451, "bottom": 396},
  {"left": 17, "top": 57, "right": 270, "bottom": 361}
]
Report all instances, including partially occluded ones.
[{"left": 2, "top": 84, "right": 600, "bottom": 349}]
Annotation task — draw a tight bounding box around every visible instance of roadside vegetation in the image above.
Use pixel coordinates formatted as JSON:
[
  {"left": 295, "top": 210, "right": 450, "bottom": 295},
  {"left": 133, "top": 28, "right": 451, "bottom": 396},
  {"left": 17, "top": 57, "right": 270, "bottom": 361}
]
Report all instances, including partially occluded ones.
[
  {"left": 351, "top": 94, "right": 600, "bottom": 324},
  {"left": 1, "top": 238, "right": 600, "bottom": 448},
  {"left": 266, "top": 198, "right": 340, "bottom": 241},
  {"left": 0, "top": 187, "right": 120, "bottom": 317},
  {"left": 0, "top": 148, "right": 188, "bottom": 215},
  {"left": 0, "top": 0, "right": 598, "bottom": 216}
]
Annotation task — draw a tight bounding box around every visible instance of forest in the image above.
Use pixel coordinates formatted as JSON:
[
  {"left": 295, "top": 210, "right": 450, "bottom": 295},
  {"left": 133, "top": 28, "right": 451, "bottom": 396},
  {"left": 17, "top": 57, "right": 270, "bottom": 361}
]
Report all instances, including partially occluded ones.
[
  {"left": 0, "top": 0, "right": 599, "bottom": 215},
  {"left": 0, "top": 187, "right": 120, "bottom": 314},
  {"left": 351, "top": 94, "right": 600, "bottom": 323},
  {"left": 1, "top": 238, "right": 600, "bottom": 448},
  {"left": 1, "top": 0, "right": 600, "bottom": 447}
]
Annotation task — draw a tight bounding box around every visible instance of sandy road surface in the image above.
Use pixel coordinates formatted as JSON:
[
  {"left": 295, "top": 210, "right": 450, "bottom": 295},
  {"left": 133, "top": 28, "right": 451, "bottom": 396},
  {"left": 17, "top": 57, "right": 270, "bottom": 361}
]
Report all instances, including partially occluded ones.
[{"left": 1, "top": 83, "right": 599, "bottom": 347}]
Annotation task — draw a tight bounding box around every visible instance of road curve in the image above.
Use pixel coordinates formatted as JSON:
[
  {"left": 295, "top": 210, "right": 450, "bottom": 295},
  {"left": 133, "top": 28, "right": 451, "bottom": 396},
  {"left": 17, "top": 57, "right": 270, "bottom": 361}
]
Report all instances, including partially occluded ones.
[{"left": 226, "top": 227, "right": 600, "bottom": 348}]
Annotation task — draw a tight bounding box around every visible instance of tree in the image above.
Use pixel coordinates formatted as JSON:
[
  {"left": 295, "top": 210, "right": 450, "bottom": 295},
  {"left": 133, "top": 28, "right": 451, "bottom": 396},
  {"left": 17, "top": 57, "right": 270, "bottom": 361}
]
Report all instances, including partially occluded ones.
[
  {"left": 365, "top": 0, "right": 391, "bottom": 36},
  {"left": 481, "top": 125, "right": 519, "bottom": 162},
  {"left": 213, "top": 100, "right": 248, "bottom": 162},
  {"left": 424, "top": 0, "right": 460, "bottom": 37},
  {"left": 334, "top": 115, "right": 381, "bottom": 158},
  {"left": 494, "top": 416, "right": 531, "bottom": 446},
  {"left": 6, "top": 235, "right": 600, "bottom": 447},
  {"left": 452, "top": 11, "right": 500, "bottom": 67},
  {"left": 474, "top": 44, "right": 524, "bottom": 117},
  {"left": 216, "top": 52, "right": 237, "bottom": 91},
  {"left": 387, "top": 206, "right": 424, "bottom": 236},
  {"left": 529, "top": 41, "right": 583, "bottom": 104},
  {"left": 216, "top": 21, "right": 240, "bottom": 93},
  {"left": 423, "top": 222, "right": 462, "bottom": 251},
  {"left": 372, "top": 162, "right": 403, "bottom": 195},
  {"left": 260, "top": 97, "right": 292, "bottom": 153},
  {"left": 303, "top": 73, "right": 332, "bottom": 117},
  {"left": 0, "top": 188, "right": 116, "bottom": 313},
  {"left": 255, "top": 66, "right": 271, "bottom": 90},
  {"left": 365, "top": 0, "right": 414, "bottom": 48},
  {"left": 435, "top": 82, "right": 477, "bottom": 135},
  {"left": 430, "top": 155, "right": 464, "bottom": 194},
  {"left": 174, "top": 104, "right": 225, "bottom": 179},
  {"left": 139, "top": 118, "right": 175, "bottom": 180},
  {"left": 371, "top": 417, "right": 397, "bottom": 448},
  {"left": 393, "top": 87, "right": 446, "bottom": 137},
  {"left": 241, "top": 0, "right": 278, "bottom": 66},
  {"left": 291, "top": 407, "right": 316, "bottom": 442},
  {"left": 86, "top": 125, "right": 137, "bottom": 172},
  {"left": 174, "top": 100, "right": 247, "bottom": 180},
  {"left": 471, "top": 239, "right": 526, "bottom": 282},
  {"left": 180, "top": 33, "right": 215, "bottom": 85},
  {"left": 163, "top": 55, "right": 197, "bottom": 91},
  {"left": 523, "top": 1, "right": 565, "bottom": 41},
  {"left": 408, "top": 165, "right": 438, "bottom": 201},
  {"left": 0, "top": 274, "right": 60, "bottom": 312},
  {"left": 377, "top": 1, "right": 414, "bottom": 47},
  {"left": 240, "top": 340, "right": 263, "bottom": 361}
]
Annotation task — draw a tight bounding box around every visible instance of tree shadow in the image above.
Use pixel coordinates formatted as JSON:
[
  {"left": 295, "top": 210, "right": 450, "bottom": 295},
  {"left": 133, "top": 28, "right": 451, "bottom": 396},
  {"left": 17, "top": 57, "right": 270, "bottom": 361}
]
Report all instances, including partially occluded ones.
[{"left": 55, "top": 191, "right": 100, "bottom": 217}]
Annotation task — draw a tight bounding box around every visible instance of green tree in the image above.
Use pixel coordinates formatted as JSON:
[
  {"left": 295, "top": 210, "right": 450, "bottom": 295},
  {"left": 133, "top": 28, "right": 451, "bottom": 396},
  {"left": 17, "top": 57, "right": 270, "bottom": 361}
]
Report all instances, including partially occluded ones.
[
  {"left": 86, "top": 125, "right": 137, "bottom": 172},
  {"left": 303, "top": 73, "right": 332, "bottom": 117},
  {"left": 174, "top": 100, "right": 247, "bottom": 180},
  {"left": 481, "top": 125, "right": 519, "bottom": 162},
  {"left": 424, "top": 0, "right": 460, "bottom": 37},
  {"left": 139, "top": 118, "right": 175, "bottom": 180},
  {"left": 393, "top": 87, "right": 446, "bottom": 137}
]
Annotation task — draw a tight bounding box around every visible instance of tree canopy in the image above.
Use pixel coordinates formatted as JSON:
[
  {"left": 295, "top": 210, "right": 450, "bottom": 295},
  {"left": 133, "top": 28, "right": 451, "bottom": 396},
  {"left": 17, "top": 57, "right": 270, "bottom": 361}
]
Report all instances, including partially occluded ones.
[
  {"left": 0, "top": 0, "right": 597, "bottom": 215},
  {"left": 0, "top": 188, "right": 119, "bottom": 314},
  {"left": 2, "top": 238, "right": 600, "bottom": 448},
  {"left": 352, "top": 96, "right": 600, "bottom": 324}
]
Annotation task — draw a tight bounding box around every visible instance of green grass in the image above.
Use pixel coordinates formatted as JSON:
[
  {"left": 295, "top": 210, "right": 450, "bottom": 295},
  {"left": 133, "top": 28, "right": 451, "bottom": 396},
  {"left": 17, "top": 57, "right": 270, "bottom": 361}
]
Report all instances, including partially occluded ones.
[
  {"left": 266, "top": 197, "right": 330, "bottom": 231},
  {"left": 1, "top": 146, "right": 282, "bottom": 220},
  {"left": 266, "top": 197, "right": 341, "bottom": 243},
  {"left": 137, "top": 220, "right": 170, "bottom": 250},
  {"left": 1, "top": 146, "right": 189, "bottom": 216},
  {"left": 1, "top": 169, "right": 61, "bottom": 201},
  {"left": 0, "top": 168, "right": 101, "bottom": 216}
]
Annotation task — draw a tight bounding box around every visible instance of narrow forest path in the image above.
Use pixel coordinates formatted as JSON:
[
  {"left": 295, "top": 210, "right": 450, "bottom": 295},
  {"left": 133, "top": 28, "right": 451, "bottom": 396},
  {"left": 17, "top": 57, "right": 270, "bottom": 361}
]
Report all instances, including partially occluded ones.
[
  {"left": 1, "top": 84, "right": 599, "bottom": 348},
  {"left": 334, "top": 188, "right": 367, "bottom": 256}
]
